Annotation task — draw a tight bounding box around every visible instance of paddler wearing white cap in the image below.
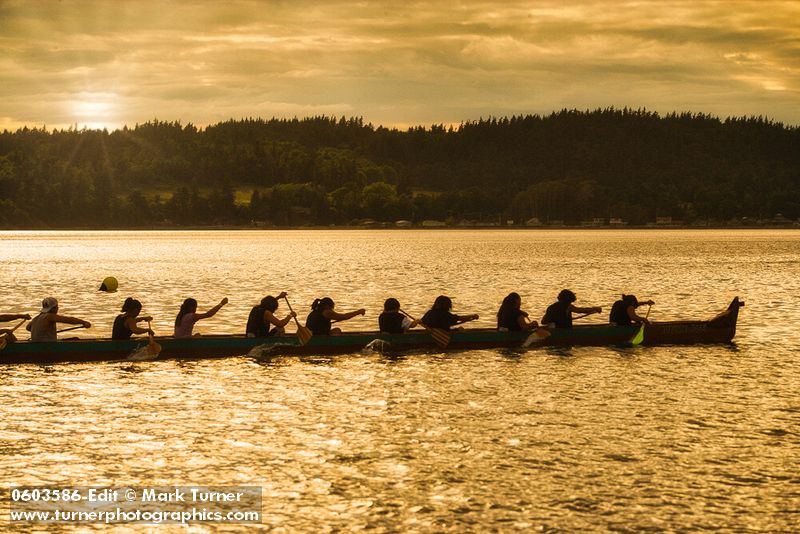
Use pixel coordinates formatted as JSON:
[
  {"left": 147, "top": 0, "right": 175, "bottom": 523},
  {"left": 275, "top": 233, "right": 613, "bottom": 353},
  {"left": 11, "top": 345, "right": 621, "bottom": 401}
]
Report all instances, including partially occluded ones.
[{"left": 26, "top": 297, "right": 92, "bottom": 342}]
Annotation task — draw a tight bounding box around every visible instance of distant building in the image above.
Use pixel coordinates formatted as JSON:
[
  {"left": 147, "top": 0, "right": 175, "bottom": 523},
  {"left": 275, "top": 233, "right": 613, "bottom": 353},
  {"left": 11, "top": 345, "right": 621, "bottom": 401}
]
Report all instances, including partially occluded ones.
[
  {"left": 525, "top": 217, "right": 542, "bottom": 227},
  {"left": 395, "top": 220, "right": 412, "bottom": 228},
  {"left": 609, "top": 217, "right": 627, "bottom": 226},
  {"left": 769, "top": 213, "right": 792, "bottom": 226},
  {"left": 421, "top": 220, "right": 446, "bottom": 227},
  {"left": 654, "top": 216, "right": 683, "bottom": 226},
  {"left": 580, "top": 217, "right": 605, "bottom": 227}
]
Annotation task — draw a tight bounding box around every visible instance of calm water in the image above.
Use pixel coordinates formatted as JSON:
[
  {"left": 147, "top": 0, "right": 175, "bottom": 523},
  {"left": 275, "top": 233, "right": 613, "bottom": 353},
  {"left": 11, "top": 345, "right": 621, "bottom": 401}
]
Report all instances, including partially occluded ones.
[{"left": 0, "top": 230, "right": 798, "bottom": 531}]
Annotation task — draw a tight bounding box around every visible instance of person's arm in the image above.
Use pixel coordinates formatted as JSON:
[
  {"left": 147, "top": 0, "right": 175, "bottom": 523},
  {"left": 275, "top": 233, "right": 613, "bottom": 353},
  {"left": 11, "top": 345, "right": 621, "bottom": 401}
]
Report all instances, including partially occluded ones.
[
  {"left": 0, "top": 313, "right": 30, "bottom": 322},
  {"left": 125, "top": 316, "right": 152, "bottom": 335},
  {"left": 265, "top": 309, "right": 296, "bottom": 328},
  {"left": 194, "top": 298, "right": 229, "bottom": 321},
  {"left": 455, "top": 313, "right": 479, "bottom": 324},
  {"left": 324, "top": 308, "right": 366, "bottom": 322},
  {"left": 627, "top": 304, "right": 651, "bottom": 325},
  {"left": 135, "top": 316, "right": 153, "bottom": 324},
  {"left": 516, "top": 313, "right": 538, "bottom": 331},
  {"left": 53, "top": 314, "right": 91, "bottom": 328},
  {"left": 403, "top": 317, "right": 419, "bottom": 330},
  {"left": 570, "top": 305, "right": 602, "bottom": 315}
]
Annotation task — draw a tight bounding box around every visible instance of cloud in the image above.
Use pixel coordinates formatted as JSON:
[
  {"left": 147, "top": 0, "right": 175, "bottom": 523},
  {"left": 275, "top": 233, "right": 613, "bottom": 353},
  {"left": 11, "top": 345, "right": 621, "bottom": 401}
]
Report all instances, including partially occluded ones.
[{"left": 0, "top": 0, "right": 798, "bottom": 130}]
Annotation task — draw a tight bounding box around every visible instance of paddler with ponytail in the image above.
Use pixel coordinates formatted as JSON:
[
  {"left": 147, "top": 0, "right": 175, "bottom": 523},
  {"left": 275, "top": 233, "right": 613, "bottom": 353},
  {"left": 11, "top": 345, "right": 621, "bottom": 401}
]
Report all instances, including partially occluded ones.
[
  {"left": 112, "top": 298, "right": 154, "bottom": 340},
  {"left": 305, "top": 297, "right": 365, "bottom": 336},
  {"left": 246, "top": 292, "right": 296, "bottom": 337}
]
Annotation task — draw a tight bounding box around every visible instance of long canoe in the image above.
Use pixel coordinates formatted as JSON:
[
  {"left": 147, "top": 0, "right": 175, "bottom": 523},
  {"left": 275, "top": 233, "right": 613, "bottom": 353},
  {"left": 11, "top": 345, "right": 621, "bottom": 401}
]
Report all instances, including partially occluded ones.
[{"left": 0, "top": 297, "right": 743, "bottom": 364}]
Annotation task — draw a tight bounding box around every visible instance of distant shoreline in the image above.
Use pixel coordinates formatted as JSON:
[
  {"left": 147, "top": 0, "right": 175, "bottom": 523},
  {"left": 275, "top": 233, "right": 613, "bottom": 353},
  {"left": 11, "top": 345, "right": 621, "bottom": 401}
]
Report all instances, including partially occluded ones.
[{"left": 1, "top": 224, "right": 798, "bottom": 231}]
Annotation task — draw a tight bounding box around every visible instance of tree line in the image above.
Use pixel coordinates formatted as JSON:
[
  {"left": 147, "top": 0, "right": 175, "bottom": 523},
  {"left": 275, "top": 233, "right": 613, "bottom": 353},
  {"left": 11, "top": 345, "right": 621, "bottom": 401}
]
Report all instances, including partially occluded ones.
[{"left": 0, "top": 108, "right": 798, "bottom": 228}]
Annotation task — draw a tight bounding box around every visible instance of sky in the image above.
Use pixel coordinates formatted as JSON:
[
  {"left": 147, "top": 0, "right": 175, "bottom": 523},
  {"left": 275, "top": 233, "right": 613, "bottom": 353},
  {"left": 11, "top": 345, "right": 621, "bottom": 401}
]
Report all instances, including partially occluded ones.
[{"left": 1, "top": 0, "right": 799, "bottom": 131}]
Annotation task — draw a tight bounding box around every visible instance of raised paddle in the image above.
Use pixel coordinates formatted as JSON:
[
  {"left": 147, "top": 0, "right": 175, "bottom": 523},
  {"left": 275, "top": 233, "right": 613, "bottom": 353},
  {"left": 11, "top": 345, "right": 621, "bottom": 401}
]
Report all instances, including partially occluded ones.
[
  {"left": 400, "top": 309, "right": 450, "bottom": 348},
  {"left": 629, "top": 304, "right": 653, "bottom": 346},
  {"left": 0, "top": 318, "right": 27, "bottom": 351},
  {"left": 284, "top": 296, "right": 312, "bottom": 346}
]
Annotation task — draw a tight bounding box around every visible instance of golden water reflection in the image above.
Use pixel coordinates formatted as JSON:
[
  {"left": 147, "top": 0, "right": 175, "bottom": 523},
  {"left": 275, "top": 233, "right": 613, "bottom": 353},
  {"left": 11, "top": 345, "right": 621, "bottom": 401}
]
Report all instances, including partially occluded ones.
[{"left": 0, "top": 230, "right": 798, "bottom": 530}]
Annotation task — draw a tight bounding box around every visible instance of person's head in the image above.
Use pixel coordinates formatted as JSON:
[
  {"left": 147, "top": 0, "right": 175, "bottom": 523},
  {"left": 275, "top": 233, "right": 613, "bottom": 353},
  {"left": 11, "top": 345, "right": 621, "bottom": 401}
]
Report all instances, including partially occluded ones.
[
  {"left": 40, "top": 297, "right": 58, "bottom": 315},
  {"left": 180, "top": 298, "right": 198, "bottom": 314},
  {"left": 621, "top": 294, "right": 639, "bottom": 307},
  {"left": 557, "top": 289, "right": 577, "bottom": 303},
  {"left": 261, "top": 296, "right": 279, "bottom": 312},
  {"left": 432, "top": 295, "right": 452, "bottom": 312},
  {"left": 498, "top": 292, "right": 521, "bottom": 315},
  {"left": 121, "top": 297, "right": 142, "bottom": 316},
  {"left": 312, "top": 297, "right": 335, "bottom": 311},
  {"left": 175, "top": 298, "right": 198, "bottom": 326},
  {"left": 383, "top": 298, "right": 400, "bottom": 312}
]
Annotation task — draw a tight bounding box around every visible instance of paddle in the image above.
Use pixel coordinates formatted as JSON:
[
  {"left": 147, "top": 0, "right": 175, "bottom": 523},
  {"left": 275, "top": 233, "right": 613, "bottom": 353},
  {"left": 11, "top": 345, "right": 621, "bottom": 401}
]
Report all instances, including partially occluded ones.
[
  {"left": 523, "top": 311, "right": 595, "bottom": 347},
  {"left": 284, "top": 296, "right": 312, "bottom": 346},
  {"left": 537, "top": 311, "right": 593, "bottom": 329},
  {"left": 57, "top": 324, "right": 89, "bottom": 333},
  {"left": 400, "top": 309, "right": 450, "bottom": 348},
  {"left": 629, "top": 304, "right": 653, "bottom": 346},
  {"left": 0, "top": 318, "right": 28, "bottom": 351},
  {"left": 129, "top": 321, "right": 161, "bottom": 361},
  {"left": 145, "top": 321, "right": 161, "bottom": 355}
]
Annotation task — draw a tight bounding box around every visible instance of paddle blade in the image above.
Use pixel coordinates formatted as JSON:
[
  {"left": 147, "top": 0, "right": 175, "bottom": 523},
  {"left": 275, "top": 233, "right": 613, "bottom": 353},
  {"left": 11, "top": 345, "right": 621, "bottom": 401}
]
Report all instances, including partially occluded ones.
[
  {"left": 522, "top": 327, "right": 551, "bottom": 348},
  {"left": 129, "top": 331, "right": 162, "bottom": 361},
  {"left": 629, "top": 324, "right": 645, "bottom": 346},
  {"left": 147, "top": 338, "right": 162, "bottom": 356},
  {"left": 129, "top": 344, "right": 159, "bottom": 361},
  {"left": 428, "top": 328, "right": 451, "bottom": 348},
  {"left": 296, "top": 326, "right": 313, "bottom": 346}
]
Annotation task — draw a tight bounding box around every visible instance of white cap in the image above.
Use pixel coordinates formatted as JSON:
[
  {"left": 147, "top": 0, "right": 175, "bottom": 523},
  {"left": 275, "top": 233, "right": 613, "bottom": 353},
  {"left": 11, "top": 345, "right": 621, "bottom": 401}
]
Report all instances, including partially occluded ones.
[{"left": 40, "top": 297, "right": 58, "bottom": 313}]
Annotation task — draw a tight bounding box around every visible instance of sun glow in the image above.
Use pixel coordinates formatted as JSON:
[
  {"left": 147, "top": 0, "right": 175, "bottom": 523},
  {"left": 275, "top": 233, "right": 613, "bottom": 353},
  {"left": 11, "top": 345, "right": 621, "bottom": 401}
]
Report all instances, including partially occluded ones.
[{"left": 69, "top": 93, "right": 119, "bottom": 129}]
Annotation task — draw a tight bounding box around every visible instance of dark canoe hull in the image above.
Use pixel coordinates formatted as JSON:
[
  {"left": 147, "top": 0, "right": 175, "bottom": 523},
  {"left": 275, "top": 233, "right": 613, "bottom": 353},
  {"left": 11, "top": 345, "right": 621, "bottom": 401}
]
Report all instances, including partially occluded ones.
[{"left": 0, "top": 298, "right": 743, "bottom": 364}]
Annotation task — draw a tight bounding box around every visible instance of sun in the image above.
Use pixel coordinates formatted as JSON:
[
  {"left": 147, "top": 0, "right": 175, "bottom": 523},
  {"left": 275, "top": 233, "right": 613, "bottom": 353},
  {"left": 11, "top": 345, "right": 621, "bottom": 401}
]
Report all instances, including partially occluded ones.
[{"left": 69, "top": 92, "right": 119, "bottom": 130}]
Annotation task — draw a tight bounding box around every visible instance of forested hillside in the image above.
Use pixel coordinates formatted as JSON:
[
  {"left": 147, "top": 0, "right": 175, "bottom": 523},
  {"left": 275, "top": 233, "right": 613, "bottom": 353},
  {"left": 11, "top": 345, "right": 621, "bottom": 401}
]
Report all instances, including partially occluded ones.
[{"left": 1, "top": 108, "right": 798, "bottom": 228}]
